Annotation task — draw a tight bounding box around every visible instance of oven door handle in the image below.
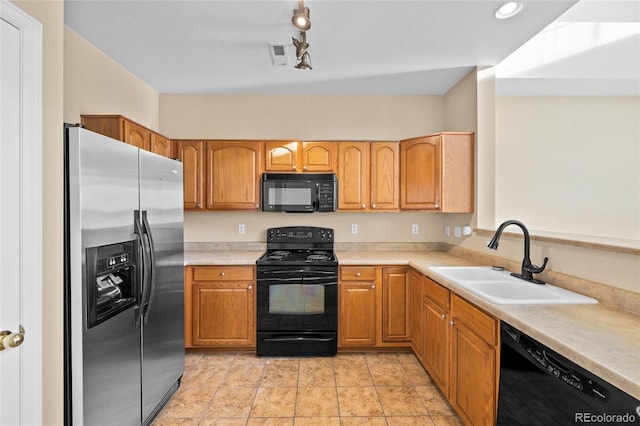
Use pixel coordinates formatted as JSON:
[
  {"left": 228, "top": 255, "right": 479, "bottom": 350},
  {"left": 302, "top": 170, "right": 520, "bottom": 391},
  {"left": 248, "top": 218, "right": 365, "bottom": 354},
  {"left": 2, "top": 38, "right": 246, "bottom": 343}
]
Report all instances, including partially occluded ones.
[
  {"left": 264, "top": 336, "right": 335, "bottom": 342},
  {"left": 259, "top": 269, "right": 337, "bottom": 275}
]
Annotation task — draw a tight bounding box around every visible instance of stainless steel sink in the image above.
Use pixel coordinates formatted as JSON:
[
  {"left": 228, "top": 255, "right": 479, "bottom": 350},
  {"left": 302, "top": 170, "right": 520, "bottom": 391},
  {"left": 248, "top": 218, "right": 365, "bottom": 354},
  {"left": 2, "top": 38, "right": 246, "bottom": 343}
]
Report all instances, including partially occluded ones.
[{"left": 428, "top": 266, "right": 598, "bottom": 305}]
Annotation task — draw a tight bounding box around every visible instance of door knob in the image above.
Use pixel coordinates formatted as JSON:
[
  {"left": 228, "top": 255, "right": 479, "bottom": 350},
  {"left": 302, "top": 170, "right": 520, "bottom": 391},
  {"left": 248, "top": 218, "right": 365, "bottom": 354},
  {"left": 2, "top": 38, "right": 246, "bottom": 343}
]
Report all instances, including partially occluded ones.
[{"left": 0, "top": 325, "right": 25, "bottom": 351}]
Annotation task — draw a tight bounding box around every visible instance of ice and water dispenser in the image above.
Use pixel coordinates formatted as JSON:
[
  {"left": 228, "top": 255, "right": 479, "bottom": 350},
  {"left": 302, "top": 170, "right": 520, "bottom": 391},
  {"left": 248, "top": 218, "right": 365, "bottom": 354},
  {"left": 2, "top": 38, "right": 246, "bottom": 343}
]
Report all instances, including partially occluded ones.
[{"left": 85, "top": 241, "right": 138, "bottom": 328}]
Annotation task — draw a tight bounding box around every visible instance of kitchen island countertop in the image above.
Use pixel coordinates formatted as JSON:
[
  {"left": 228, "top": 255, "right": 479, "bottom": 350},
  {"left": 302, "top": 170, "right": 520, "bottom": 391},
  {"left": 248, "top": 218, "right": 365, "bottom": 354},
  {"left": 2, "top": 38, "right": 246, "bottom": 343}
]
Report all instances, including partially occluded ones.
[{"left": 184, "top": 248, "right": 640, "bottom": 400}]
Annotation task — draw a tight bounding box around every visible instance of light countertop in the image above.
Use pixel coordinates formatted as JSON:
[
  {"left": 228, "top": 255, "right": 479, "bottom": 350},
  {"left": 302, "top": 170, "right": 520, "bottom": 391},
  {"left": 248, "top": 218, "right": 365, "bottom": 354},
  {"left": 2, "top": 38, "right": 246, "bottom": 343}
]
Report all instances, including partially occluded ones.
[{"left": 184, "top": 249, "right": 640, "bottom": 400}]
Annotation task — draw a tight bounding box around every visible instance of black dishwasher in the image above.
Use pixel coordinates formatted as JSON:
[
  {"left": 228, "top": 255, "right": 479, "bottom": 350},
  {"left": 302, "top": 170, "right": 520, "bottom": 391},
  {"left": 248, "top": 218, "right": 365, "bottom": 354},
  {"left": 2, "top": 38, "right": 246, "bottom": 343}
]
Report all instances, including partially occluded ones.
[{"left": 498, "top": 323, "right": 639, "bottom": 425}]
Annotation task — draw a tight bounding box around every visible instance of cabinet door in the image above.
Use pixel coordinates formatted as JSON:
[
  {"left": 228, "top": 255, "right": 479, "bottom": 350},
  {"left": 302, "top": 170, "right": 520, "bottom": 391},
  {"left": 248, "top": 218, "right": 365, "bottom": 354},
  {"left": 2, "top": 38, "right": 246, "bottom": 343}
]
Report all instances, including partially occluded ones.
[
  {"left": 150, "top": 133, "right": 172, "bottom": 158},
  {"left": 441, "top": 133, "right": 474, "bottom": 213},
  {"left": 382, "top": 267, "right": 410, "bottom": 342},
  {"left": 339, "top": 282, "right": 377, "bottom": 347},
  {"left": 370, "top": 142, "right": 400, "bottom": 211},
  {"left": 206, "top": 141, "right": 262, "bottom": 210},
  {"left": 451, "top": 322, "right": 496, "bottom": 426},
  {"left": 423, "top": 296, "right": 450, "bottom": 396},
  {"left": 409, "top": 271, "right": 424, "bottom": 361},
  {"left": 265, "top": 140, "right": 298, "bottom": 171},
  {"left": 123, "top": 119, "right": 151, "bottom": 151},
  {"left": 450, "top": 294, "right": 497, "bottom": 426},
  {"left": 301, "top": 142, "right": 336, "bottom": 172},
  {"left": 175, "top": 141, "right": 205, "bottom": 210},
  {"left": 192, "top": 281, "right": 255, "bottom": 347},
  {"left": 400, "top": 136, "right": 441, "bottom": 210},
  {"left": 80, "top": 115, "right": 123, "bottom": 141},
  {"left": 337, "top": 142, "right": 369, "bottom": 211}
]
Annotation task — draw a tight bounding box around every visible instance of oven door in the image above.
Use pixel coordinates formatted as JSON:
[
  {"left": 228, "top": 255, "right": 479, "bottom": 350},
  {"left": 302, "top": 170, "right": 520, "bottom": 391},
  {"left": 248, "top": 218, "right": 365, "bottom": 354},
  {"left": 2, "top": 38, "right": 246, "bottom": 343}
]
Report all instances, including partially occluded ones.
[{"left": 256, "top": 267, "right": 338, "bottom": 332}]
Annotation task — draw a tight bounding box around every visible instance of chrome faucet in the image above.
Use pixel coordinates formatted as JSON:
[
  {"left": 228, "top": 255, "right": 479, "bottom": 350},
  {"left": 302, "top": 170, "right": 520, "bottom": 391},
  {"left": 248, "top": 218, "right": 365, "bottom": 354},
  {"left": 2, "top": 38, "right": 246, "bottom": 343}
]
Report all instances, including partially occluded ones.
[{"left": 487, "top": 220, "right": 548, "bottom": 284}]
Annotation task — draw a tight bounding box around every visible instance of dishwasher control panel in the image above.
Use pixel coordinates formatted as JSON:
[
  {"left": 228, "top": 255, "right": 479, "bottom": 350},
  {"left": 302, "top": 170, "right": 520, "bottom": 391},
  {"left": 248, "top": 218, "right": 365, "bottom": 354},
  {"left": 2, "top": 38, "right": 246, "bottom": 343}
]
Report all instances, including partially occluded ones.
[{"left": 504, "top": 324, "right": 609, "bottom": 402}]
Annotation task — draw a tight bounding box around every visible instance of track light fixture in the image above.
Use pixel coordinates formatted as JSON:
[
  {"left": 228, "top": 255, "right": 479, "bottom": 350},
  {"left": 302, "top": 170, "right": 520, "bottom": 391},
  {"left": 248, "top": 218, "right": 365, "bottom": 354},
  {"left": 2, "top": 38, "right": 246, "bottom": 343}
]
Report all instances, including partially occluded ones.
[
  {"left": 291, "top": 0, "right": 312, "bottom": 69},
  {"left": 292, "top": 31, "right": 312, "bottom": 69},
  {"left": 291, "top": 0, "right": 311, "bottom": 31}
]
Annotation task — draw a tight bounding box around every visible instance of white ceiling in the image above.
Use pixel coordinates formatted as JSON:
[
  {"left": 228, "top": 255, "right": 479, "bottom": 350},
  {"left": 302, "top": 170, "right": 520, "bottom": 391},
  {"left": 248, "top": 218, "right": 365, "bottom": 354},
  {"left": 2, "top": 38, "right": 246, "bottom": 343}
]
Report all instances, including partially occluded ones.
[{"left": 63, "top": 0, "right": 639, "bottom": 96}]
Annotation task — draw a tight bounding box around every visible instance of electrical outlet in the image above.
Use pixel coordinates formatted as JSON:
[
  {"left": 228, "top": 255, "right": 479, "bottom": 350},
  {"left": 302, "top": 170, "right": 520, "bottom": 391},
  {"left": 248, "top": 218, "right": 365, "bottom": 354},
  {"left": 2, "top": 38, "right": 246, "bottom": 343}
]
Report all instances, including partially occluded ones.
[
  {"left": 238, "top": 224, "right": 245, "bottom": 235},
  {"left": 454, "top": 226, "right": 462, "bottom": 238},
  {"left": 411, "top": 224, "right": 419, "bottom": 235},
  {"left": 445, "top": 225, "right": 451, "bottom": 237},
  {"left": 351, "top": 224, "right": 358, "bottom": 235}
]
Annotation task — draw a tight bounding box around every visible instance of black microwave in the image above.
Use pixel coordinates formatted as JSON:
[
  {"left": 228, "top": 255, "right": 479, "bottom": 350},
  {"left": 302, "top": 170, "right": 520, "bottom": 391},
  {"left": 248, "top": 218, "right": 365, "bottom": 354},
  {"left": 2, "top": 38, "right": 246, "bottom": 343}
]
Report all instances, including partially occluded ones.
[{"left": 261, "top": 173, "right": 337, "bottom": 212}]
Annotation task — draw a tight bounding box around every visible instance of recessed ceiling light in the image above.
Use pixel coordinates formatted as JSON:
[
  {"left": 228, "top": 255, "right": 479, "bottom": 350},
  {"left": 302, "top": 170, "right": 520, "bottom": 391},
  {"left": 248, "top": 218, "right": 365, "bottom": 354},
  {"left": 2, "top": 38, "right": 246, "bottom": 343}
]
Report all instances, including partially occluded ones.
[{"left": 495, "top": 2, "right": 524, "bottom": 19}]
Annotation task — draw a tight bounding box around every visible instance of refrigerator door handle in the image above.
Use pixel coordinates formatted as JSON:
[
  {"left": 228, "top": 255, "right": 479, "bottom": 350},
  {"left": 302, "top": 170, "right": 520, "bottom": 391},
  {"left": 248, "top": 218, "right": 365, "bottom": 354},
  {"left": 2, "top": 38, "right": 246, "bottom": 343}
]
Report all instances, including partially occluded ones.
[
  {"left": 133, "top": 210, "right": 146, "bottom": 329},
  {"left": 141, "top": 210, "right": 157, "bottom": 324}
]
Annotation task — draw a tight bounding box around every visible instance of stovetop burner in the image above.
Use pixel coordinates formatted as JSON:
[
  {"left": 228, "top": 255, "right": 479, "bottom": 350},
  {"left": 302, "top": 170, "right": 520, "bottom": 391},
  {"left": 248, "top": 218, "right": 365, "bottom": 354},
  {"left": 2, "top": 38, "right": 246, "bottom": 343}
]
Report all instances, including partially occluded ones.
[
  {"left": 257, "top": 249, "right": 337, "bottom": 266},
  {"left": 256, "top": 226, "right": 337, "bottom": 267}
]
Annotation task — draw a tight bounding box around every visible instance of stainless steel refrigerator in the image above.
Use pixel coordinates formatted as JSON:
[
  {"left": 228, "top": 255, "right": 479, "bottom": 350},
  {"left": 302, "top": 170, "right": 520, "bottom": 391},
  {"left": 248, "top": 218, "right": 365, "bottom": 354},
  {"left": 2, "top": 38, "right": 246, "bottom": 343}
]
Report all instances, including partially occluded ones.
[{"left": 64, "top": 126, "right": 184, "bottom": 425}]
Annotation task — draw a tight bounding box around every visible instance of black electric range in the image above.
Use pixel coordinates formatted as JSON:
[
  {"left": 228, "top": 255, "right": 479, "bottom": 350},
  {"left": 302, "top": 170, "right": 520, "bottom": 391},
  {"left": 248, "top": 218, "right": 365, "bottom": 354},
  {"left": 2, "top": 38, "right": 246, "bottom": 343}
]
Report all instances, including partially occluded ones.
[{"left": 255, "top": 226, "right": 338, "bottom": 357}]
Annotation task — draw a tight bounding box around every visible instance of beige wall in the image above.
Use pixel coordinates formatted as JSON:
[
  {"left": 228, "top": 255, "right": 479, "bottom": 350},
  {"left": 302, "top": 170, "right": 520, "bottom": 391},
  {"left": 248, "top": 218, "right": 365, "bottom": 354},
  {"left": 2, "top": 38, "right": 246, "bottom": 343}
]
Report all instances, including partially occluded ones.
[
  {"left": 159, "top": 94, "right": 444, "bottom": 140},
  {"left": 11, "top": 1, "right": 64, "bottom": 424},
  {"left": 495, "top": 96, "right": 640, "bottom": 240},
  {"left": 64, "top": 27, "right": 160, "bottom": 130}
]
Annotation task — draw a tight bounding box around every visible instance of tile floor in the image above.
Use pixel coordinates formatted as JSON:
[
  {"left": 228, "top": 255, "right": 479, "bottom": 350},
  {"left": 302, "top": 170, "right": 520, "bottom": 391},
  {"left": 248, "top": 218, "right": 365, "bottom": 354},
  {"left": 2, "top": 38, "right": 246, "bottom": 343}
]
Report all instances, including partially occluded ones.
[{"left": 153, "top": 351, "right": 462, "bottom": 426}]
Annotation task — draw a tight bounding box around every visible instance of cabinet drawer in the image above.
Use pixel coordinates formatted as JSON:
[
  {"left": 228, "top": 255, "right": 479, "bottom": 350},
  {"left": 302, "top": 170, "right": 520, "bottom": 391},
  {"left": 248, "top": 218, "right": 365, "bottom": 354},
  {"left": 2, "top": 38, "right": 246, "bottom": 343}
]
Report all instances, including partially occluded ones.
[
  {"left": 424, "top": 276, "right": 449, "bottom": 310},
  {"left": 341, "top": 266, "right": 377, "bottom": 281},
  {"left": 451, "top": 294, "right": 497, "bottom": 346},
  {"left": 193, "top": 266, "right": 254, "bottom": 281}
]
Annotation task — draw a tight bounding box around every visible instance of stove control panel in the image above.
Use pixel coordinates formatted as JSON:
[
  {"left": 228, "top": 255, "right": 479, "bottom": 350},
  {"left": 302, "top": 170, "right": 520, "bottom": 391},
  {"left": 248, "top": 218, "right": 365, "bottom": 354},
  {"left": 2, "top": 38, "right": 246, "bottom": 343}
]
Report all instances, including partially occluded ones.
[{"left": 267, "top": 226, "right": 333, "bottom": 243}]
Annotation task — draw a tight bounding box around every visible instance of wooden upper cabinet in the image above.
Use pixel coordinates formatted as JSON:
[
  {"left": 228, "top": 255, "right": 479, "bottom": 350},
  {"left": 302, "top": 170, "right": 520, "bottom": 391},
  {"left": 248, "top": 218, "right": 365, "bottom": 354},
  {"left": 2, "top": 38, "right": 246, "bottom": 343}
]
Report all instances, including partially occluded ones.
[
  {"left": 265, "top": 141, "right": 336, "bottom": 172},
  {"left": 123, "top": 120, "right": 151, "bottom": 151},
  {"left": 301, "top": 142, "right": 336, "bottom": 172},
  {"left": 81, "top": 115, "right": 173, "bottom": 158},
  {"left": 175, "top": 140, "right": 205, "bottom": 210},
  {"left": 400, "top": 132, "right": 474, "bottom": 212},
  {"left": 370, "top": 142, "right": 400, "bottom": 211},
  {"left": 150, "top": 133, "right": 172, "bottom": 157},
  {"left": 206, "top": 141, "right": 262, "bottom": 210},
  {"left": 337, "top": 142, "right": 369, "bottom": 211},
  {"left": 264, "top": 140, "right": 298, "bottom": 171},
  {"left": 400, "top": 135, "right": 441, "bottom": 210}
]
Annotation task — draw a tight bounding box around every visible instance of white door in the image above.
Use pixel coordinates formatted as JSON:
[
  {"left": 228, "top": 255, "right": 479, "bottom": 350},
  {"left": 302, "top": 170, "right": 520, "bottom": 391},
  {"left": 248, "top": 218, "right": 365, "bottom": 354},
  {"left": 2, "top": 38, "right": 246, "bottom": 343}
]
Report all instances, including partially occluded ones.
[{"left": 0, "top": 1, "right": 42, "bottom": 425}]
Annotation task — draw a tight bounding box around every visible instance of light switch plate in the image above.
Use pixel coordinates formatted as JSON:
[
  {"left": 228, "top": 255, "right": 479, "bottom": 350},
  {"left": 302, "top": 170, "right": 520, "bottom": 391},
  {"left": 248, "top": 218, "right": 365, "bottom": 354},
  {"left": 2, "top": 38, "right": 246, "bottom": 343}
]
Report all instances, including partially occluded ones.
[
  {"left": 454, "top": 226, "right": 462, "bottom": 238},
  {"left": 238, "top": 224, "right": 245, "bottom": 235},
  {"left": 351, "top": 224, "right": 358, "bottom": 235},
  {"left": 411, "top": 224, "right": 419, "bottom": 235}
]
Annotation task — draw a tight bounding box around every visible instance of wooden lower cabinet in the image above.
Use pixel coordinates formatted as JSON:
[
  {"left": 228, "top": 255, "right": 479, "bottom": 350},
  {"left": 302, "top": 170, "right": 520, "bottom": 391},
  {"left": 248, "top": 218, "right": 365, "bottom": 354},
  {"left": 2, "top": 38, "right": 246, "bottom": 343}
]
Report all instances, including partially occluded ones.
[
  {"left": 450, "top": 294, "right": 498, "bottom": 426},
  {"left": 382, "top": 267, "right": 410, "bottom": 342},
  {"left": 422, "top": 278, "right": 451, "bottom": 396},
  {"left": 411, "top": 272, "right": 498, "bottom": 426},
  {"left": 339, "top": 266, "right": 377, "bottom": 347},
  {"left": 186, "top": 266, "right": 256, "bottom": 348},
  {"left": 339, "top": 266, "right": 410, "bottom": 348},
  {"left": 409, "top": 270, "right": 424, "bottom": 361}
]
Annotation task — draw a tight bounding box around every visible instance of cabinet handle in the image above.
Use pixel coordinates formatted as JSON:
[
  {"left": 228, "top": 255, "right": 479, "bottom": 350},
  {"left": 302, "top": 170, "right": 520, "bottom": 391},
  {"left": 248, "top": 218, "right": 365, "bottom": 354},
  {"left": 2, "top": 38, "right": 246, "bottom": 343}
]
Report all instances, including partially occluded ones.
[
  {"left": 371, "top": 285, "right": 376, "bottom": 289},
  {"left": 372, "top": 204, "right": 377, "bottom": 209},
  {"left": 440, "top": 314, "right": 446, "bottom": 320},
  {"left": 196, "top": 203, "right": 201, "bottom": 208},
  {"left": 256, "top": 204, "right": 259, "bottom": 208},
  {"left": 356, "top": 272, "right": 361, "bottom": 277},
  {"left": 220, "top": 272, "right": 225, "bottom": 276},
  {"left": 248, "top": 285, "right": 253, "bottom": 290},
  {"left": 293, "top": 165, "right": 297, "bottom": 170},
  {"left": 361, "top": 204, "right": 366, "bottom": 208},
  {"left": 449, "top": 320, "right": 455, "bottom": 326},
  {"left": 434, "top": 204, "right": 439, "bottom": 209},
  {"left": 303, "top": 166, "right": 307, "bottom": 171}
]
